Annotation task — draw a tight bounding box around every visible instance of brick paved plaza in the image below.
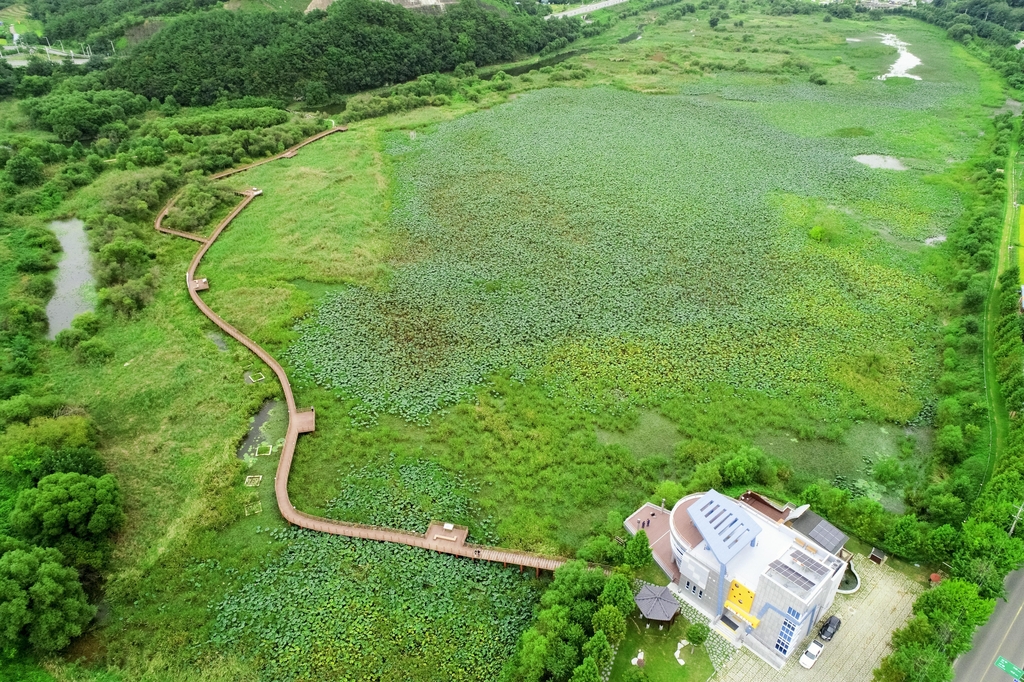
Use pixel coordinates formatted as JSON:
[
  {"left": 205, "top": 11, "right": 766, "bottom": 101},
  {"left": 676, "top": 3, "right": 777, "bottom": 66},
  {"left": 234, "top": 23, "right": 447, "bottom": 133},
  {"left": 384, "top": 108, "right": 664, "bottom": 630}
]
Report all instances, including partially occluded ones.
[{"left": 715, "top": 556, "right": 924, "bottom": 682}]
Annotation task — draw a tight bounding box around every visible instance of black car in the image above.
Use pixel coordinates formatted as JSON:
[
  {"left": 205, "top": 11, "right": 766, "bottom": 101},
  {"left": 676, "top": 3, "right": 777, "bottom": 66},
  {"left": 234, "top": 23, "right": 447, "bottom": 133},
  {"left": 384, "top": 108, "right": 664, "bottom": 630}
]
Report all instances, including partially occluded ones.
[{"left": 819, "top": 615, "right": 842, "bottom": 641}]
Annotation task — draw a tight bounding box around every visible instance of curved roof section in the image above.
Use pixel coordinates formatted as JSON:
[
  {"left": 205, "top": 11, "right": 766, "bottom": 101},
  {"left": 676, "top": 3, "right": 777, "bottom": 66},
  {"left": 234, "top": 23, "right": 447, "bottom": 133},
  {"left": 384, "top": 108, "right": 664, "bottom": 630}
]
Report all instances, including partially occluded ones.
[{"left": 687, "top": 489, "right": 762, "bottom": 565}]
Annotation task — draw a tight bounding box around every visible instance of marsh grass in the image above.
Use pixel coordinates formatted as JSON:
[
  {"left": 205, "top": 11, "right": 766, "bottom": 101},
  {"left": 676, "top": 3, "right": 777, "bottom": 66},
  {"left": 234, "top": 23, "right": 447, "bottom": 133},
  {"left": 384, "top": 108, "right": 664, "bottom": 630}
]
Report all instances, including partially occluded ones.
[{"left": 18, "top": 9, "right": 1011, "bottom": 680}]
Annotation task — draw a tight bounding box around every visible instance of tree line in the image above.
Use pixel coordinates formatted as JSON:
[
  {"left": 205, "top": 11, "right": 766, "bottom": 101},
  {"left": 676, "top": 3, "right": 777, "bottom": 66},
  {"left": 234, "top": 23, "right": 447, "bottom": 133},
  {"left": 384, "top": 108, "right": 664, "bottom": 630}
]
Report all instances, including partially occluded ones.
[{"left": 107, "top": 0, "right": 583, "bottom": 106}]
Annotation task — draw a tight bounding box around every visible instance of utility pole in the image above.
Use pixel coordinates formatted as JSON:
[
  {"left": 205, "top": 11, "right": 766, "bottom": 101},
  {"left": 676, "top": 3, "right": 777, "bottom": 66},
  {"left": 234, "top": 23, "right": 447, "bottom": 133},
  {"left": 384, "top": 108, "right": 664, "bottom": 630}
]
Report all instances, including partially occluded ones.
[
  {"left": 1010, "top": 499, "right": 1024, "bottom": 537},
  {"left": 108, "top": 39, "right": 115, "bottom": 54}
]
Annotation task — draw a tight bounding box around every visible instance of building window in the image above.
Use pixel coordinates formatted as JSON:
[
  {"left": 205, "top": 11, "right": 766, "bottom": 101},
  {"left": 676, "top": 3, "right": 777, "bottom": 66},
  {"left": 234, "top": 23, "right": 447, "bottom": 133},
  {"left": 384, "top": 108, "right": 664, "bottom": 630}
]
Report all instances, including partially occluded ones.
[
  {"left": 698, "top": 589, "right": 704, "bottom": 599},
  {"left": 774, "top": 609, "right": 801, "bottom": 656},
  {"left": 686, "top": 580, "right": 691, "bottom": 590},
  {"left": 692, "top": 584, "right": 697, "bottom": 594}
]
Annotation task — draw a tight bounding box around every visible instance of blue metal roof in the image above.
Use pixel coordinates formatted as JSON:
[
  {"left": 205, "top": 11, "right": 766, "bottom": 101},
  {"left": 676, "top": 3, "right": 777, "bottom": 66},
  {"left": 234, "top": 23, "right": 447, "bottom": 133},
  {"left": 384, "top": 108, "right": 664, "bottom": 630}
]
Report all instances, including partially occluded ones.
[{"left": 687, "top": 489, "right": 762, "bottom": 565}]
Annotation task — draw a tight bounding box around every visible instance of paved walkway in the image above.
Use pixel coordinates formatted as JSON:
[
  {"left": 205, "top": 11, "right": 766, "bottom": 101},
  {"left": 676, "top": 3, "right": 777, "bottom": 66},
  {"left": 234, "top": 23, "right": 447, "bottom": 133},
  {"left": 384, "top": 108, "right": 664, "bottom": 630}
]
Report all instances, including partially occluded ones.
[
  {"left": 154, "top": 126, "right": 567, "bottom": 575},
  {"left": 716, "top": 558, "right": 923, "bottom": 682}
]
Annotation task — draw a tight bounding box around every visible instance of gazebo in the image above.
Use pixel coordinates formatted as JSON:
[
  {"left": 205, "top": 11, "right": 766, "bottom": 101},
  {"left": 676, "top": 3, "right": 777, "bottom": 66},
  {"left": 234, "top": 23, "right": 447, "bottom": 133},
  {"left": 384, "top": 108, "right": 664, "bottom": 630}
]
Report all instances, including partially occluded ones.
[{"left": 634, "top": 584, "right": 680, "bottom": 623}]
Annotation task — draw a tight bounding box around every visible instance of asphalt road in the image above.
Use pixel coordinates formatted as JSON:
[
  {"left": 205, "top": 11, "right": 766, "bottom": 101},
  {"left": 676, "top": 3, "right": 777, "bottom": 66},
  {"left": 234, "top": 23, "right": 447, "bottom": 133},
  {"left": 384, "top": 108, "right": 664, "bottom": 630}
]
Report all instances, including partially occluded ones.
[{"left": 955, "top": 568, "right": 1024, "bottom": 682}]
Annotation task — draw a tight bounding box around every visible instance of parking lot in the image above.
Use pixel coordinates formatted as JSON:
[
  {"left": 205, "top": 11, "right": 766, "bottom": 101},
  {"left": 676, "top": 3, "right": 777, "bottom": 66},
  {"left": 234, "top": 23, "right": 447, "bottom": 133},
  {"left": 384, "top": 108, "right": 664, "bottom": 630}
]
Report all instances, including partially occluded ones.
[{"left": 715, "top": 556, "right": 924, "bottom": 682}]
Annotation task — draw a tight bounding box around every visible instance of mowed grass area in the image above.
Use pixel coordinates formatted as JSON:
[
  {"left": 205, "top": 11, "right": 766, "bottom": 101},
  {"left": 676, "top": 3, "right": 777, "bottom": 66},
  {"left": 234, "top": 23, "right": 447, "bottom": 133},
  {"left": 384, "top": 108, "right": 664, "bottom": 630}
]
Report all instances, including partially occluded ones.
[
  {"left": 0, "top": 3, "right": 43, "bottom": 37},
  {"left": 609, "top": 615, "right": 715, "bottom": 682},
  {"left": 22, "top": 9, "right": 1010, "bottom": 682}
]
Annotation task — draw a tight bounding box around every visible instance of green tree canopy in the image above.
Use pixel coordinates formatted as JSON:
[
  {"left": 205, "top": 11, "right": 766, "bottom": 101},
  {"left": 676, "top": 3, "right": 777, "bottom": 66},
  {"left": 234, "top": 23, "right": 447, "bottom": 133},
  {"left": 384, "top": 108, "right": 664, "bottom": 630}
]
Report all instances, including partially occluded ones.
[
  {"left": 0, "top": 538, "right": 94, "bottom": 654},
  {"left": 576, "top": 535, "right": 624, "bottom": 566},
  {"left": 950, "top": 519, "right": 1024, "bottom": 598},
  {"left": 10, "top": 472, "right": 125, "bottom": 570},
  {"left": 623, "top": 530, "right": 652, "bottom": 569},
  {"left": 581, "top": 630, "right": 612, "bottom": 670},
  {"left": 541, "top": 560, "right": 607, "bottom": 630},
  {"left": 591, "top": 605, "right": 625, "bottom": 645},
  {"left": 5, "top": 153, "right": 45, "bottom": 186},
  {"left": 872, "top": 642, "right": 953, "bottom": 682},
  {"left": 568, "top": 656, "right": 601, "bottom": 682},
  {"left": 686, "top": 622, "right": 710, "bottom": 652},
  {"left": 598, "top": 573, "right": 635, "bottom": 617},
  {"left": 910, "top": 579, "right": 994, "bottom": 658}
]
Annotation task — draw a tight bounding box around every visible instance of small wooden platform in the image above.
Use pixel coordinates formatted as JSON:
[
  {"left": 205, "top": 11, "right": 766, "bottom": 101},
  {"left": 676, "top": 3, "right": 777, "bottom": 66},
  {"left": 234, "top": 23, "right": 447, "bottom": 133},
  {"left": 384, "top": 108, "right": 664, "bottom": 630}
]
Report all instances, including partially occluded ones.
[
  {"left": 427, "top": 522, "right": 468, "bottom": 546},
  {"left": 191, "top": 278, "right": 209, "bottom": 291},
  {"left": 295, "top": 407, "right": 315, "bottom": 433}
]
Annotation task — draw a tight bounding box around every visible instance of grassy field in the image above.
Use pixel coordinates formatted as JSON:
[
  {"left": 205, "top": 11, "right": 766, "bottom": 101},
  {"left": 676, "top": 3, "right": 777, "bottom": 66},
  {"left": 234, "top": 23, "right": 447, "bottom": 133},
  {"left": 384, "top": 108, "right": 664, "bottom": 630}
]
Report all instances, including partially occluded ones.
[
  {"left": 0, "top": 3, "right": 43, "bottom": 38},
  {"left": 610, "top": 614, "right": 716, "bottom": 682},
  {"left": 13, "top": 7, "right": 1012, "bottom": 682}
]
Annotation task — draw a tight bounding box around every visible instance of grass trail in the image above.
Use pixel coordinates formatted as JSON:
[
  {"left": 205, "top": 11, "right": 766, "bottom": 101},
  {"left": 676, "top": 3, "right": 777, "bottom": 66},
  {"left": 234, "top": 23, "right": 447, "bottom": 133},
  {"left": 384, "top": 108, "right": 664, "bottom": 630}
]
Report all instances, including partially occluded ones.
[{"left": 984, "top": 141, "right": 1017, "bottom": 479}]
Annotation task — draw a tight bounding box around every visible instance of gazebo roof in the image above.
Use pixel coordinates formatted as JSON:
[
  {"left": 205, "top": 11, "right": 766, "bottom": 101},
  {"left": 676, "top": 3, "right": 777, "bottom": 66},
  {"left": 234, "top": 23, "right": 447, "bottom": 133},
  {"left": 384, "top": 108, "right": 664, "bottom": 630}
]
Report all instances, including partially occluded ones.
[{"left": 634, "top": 584, "right": 680, "bottom": 622}]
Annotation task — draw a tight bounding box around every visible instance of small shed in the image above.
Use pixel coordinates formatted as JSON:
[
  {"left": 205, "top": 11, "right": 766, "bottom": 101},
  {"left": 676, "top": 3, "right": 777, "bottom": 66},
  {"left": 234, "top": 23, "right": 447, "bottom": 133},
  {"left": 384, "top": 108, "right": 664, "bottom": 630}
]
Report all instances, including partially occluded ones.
[
  {"left": 869, "top": 547, "right": 888, "bottom": 565},
  {"left": 634, "top": 584, "right": 680, "bottom": 623}
]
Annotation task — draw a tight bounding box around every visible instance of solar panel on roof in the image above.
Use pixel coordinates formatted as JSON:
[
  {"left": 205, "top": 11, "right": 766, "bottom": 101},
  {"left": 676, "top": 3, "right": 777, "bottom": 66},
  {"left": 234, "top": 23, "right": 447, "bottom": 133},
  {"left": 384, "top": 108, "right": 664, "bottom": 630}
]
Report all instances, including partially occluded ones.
[
  {"left": 768, "top": 560, "right": 816, "bottom": 592},
  {"left": 791, "top": 549, "right": 829, "bottom": 576},
  {"left": 808, "top": 520, "right": 847, "bottom": 553}
]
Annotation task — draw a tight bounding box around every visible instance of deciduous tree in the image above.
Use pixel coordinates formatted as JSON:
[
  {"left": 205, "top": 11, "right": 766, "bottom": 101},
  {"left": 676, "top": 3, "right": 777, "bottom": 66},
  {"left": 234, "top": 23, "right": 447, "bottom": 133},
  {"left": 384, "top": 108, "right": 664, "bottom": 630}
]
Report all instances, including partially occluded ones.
[
  {"left": 623, "top": 530, "right": 652, "bottom": 569},
  {"left": 581, "top": 630, "right": 612, "bottom": 670},
  {"left": 568, "top": 656, "right": 601, "bottom": 682},
  {"left": 0, "top": 538, "right": 94, "bottom": 654},
  {"left": 591, "top": 605, "right": 625, "bottom": 645},
  {"left": 598, "top": 573, "right": 635, "bottom": 616}
]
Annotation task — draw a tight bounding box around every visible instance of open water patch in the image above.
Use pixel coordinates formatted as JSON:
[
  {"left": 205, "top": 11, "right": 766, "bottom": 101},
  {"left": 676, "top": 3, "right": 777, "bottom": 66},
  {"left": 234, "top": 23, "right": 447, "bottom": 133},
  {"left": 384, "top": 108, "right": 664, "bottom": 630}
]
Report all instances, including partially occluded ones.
[
  {"left": 854, "top": 154, "right": 906, "bottom": 170},
  {"left": 206, "top": 332, "right": 229, "bottom": 352},
  {"left": 45, "top": 219, "right": 95, "bottom": 339},
  {"left": 236, "top": 400, "right": 285, "bottom": 460},
  {"left": 877, "top": 34, "right": 921, "bottom": 81}
]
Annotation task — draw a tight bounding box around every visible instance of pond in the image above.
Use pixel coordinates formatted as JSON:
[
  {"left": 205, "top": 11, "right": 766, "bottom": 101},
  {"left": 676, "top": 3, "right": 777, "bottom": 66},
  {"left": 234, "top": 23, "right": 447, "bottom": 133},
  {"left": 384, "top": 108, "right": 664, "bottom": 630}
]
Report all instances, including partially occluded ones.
[{"left": 45, "top": 218, "right": 95, "bottom": 339}]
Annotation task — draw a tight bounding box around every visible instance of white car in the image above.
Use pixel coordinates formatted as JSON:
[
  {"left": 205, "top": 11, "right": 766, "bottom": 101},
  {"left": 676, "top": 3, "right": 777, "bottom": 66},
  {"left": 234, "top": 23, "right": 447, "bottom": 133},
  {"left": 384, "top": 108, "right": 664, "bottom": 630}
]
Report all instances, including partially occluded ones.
[{"left": 799, "top": 639, "right": 825, "bottom": 669}]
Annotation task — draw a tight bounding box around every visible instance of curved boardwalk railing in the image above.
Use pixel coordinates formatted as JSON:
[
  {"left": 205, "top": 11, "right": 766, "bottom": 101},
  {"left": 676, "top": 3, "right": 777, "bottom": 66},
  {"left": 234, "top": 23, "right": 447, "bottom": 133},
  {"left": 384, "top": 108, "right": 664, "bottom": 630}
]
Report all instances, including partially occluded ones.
[{"left": 156, "top": 126, "right": 567, "bottom": 575}]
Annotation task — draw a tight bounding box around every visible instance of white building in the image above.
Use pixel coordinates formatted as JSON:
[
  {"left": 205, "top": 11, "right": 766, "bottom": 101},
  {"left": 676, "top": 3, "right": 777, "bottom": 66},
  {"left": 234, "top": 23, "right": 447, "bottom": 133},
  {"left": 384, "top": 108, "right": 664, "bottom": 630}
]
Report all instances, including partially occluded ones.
[{"left": 626, "top": 490, "right": 849, "bottom": 669}]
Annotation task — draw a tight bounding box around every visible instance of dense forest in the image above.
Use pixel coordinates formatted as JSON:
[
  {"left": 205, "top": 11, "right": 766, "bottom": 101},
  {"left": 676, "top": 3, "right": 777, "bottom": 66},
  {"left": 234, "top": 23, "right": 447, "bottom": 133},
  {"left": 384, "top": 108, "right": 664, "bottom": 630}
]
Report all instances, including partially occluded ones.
[
  {"left": 103, "top": 0, "right": 581, "bottom": 104},
  {"left": 25, "top": 0, "right": 220, "bottom": 43}
]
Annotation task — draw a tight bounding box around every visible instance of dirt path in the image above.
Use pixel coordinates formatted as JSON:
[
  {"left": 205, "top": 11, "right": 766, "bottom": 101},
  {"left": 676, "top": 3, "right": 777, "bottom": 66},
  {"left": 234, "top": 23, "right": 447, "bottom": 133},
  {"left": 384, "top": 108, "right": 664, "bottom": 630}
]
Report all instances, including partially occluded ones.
[{"left": 155, "top": 126, "right": 567, "bottom": 575}]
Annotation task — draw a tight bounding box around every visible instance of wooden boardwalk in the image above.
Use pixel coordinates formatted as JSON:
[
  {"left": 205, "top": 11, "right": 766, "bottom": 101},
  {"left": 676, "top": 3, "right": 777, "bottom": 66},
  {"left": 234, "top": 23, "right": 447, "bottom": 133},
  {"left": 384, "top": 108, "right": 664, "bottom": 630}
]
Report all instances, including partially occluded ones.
[{"left": 155, "top": 126, "right": 567, "bottom": 576}]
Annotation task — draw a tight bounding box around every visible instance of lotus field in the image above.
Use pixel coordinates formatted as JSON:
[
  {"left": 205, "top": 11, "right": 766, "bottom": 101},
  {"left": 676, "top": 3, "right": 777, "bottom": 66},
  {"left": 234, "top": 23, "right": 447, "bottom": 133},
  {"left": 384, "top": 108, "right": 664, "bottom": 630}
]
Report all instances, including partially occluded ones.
[
  {"left": 209, "top": 529, "right": 539, "bottom": 681},
  {"left": 288, "top": 83, "right": 968, "bottom": 423}
]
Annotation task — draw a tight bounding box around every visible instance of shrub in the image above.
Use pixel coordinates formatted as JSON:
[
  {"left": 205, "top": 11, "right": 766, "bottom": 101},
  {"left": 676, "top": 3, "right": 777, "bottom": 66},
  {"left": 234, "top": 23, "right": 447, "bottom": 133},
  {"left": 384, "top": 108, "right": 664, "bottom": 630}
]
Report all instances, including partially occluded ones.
[
  {"left": 5, "top": 153, "right": 45, "bottom": 186},
  {"left": 76, "top": 338, "right": 115, "bottom": 364},
  {"left": 686, "top": 622, "right": 709, "bottom": 652},
  {"left": 577, "top": 535, "right": 624, "bottom": 565}
]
